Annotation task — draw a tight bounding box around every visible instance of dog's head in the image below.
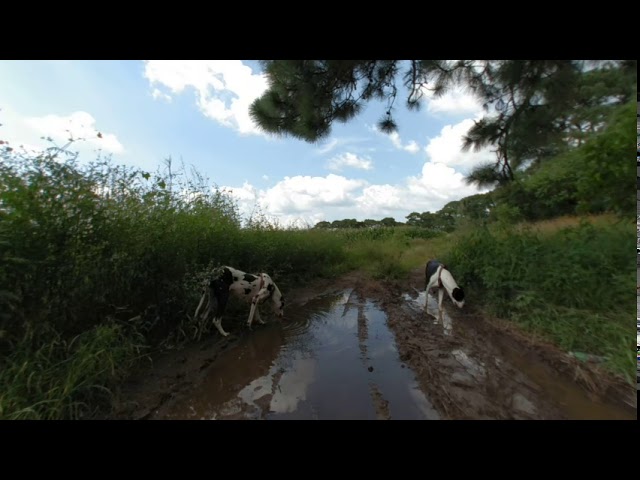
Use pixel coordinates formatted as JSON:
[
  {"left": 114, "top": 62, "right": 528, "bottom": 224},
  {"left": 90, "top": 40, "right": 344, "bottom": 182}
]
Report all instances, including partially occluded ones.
[{"left": 451, "top": 287, "right": 465, "bottom": 309}]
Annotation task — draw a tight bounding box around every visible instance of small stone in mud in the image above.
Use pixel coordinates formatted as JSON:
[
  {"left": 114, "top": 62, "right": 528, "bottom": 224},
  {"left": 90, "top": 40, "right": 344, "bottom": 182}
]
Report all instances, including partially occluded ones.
[
  {"left": 451, "top": 372, "right": 475, "bottom": 387},
  {"left": 512, "top": 393, "right": 537, "bottom": 415},
  {"left": 401, "top": 364, "right": 405, "bottom": 368},
  {"left": 368, "top": 366, "right": 374, "bottom": 372}
]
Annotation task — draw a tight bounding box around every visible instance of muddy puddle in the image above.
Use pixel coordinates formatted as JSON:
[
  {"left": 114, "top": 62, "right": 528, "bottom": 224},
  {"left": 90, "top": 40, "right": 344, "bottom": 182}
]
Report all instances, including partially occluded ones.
[
  {"left": 152, "top": 289, "right": 439, "bottom": 420},
  {"left": 124, "top": 270, "right": 635, "bottom": 420},
  {"left": 400, "top": 288, "right": 635, "bottom": 420}
]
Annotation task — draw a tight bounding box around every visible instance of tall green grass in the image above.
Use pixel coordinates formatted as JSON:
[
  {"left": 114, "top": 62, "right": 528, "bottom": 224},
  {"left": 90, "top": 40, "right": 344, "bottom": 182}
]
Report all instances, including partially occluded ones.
[
  {"left": 0, "top": 323, "right": 144, "bottom": 419},
  {"left": 444, "top": 219, "right": 634, "bottom": 382},
  {"left": 340, "top": 226, "right": 446, "bottom": 280},
  {"left": 0, "top": 145, "right": 347, "bottom": 418}
]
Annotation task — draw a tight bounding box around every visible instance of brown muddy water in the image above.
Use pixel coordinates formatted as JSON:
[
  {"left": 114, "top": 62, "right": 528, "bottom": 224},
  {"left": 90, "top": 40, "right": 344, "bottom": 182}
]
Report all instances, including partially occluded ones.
[
  {"left": 154, "top": 289, "right": 439, "bottom": 420},
  {"left": 143, "top": 278, "right": 635, "bottom": 420}
]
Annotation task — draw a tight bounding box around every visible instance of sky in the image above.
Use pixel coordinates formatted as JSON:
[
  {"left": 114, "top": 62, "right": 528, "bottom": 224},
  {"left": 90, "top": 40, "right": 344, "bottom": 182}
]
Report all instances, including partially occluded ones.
[{"left": 0, "top": 60, "right": 495, "bottom": 227}]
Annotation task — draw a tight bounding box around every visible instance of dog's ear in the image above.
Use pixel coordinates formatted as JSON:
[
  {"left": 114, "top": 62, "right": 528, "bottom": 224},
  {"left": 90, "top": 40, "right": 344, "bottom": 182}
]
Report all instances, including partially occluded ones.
[{"left": 452, "top": 287, "right": 465, "bottom": 302}]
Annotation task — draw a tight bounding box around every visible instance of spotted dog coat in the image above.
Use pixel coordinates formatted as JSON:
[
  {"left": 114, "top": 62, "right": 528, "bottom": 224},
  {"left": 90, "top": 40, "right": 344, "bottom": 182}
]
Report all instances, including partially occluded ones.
[
  {"left": 425, "top": 259, "right": 465, "bottom": 322},
  {"left": 194, "top": 266, "right": 285, "bottom": 337}
]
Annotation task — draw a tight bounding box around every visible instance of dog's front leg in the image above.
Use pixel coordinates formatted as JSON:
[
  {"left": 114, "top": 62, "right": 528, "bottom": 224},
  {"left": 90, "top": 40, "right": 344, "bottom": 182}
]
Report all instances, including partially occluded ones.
[
  {"left": 424, "top": 280, "right": 434, "bottom": 313},
  {"left": 247, "top": 299, "right": 258, "bottom": 329},
  {"left": 254, "top": 307, "right": 265, "bottom": 325},
  {"left": 248, "top": 288, "right": 270, "bottom": 328},
  {"left": 425, "top": 281, "right": 438, "bottom": 319},
  {"left": 437, "top": 287, "right": 445, "bottom": 323}
]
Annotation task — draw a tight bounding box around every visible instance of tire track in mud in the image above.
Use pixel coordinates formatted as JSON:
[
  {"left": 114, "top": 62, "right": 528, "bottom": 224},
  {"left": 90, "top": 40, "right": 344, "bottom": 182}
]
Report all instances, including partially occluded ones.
[
  {"left": 347, "top": 288, "right": 389, "bottom": 419},
  {"left": 349, "top": 288, "right": 393, "bottom": 420}
]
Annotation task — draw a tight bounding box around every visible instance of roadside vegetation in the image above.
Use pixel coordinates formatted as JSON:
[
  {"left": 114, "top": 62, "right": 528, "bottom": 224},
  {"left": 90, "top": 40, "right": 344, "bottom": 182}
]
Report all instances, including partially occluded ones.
[{"left": 1, "top": 60, "right": 634, "bottom": 418}]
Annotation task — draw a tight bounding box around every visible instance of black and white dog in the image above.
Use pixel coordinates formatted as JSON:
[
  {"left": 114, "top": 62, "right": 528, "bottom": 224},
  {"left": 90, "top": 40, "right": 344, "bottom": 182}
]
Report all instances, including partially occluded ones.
[
  {"left": 194, "top": 266, "right": 285, "bottom": 337},
  {"left": 425, "top": 259, "right": 465, "bottom": 322}
]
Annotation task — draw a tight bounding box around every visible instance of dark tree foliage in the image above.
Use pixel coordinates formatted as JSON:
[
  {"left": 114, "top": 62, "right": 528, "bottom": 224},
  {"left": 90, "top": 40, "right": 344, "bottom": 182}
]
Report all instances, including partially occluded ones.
[{"left": 250, "top": 60, "right": 636, "bottom": 188}]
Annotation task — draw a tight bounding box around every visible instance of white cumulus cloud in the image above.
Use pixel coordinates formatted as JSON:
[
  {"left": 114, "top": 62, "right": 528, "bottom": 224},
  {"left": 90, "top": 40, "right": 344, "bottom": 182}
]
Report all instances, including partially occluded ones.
[
  {"left": 24, "top": 111, "right": 124, "bottom": 154},
  {"left": 422, "top": 85, "right": 484, "bottom": 117},
  {"left": 221, "top": 165, "right": 487, "bottom": 227},
  {"left": 326, "top": 152, "right": 373, "bottom": 171},
  {"left": 262, "top": 174, "right": 367, "bottom": 214},
  {"left": 425, "top": 117, "right": 495, "bottom": 172},
  {"left": 222, "top": 174, "right": 369, "bottom": 226},
  {"left": 144, "top": 60, "right": 269, "bottom": 137},
  {"left": 369, "top": 124, "right": 421, "bottom": 154},
  {"left": 1, "top": 107, "right": 124, "bottom": 156},
  {"left": 151, "top": 88, "right": 172, "bottom": 102},
  {"left": 388, "top": 131, "right": 421, "bottom": 154},
  {"left": 407, "top": 162, "right": 484, "bottom": 205},
  {"left": 403, "top": 140, "right": 420, "bottom": 154},
  {"left": 355, "top": 184, "right": 404, "bottom": 217}
]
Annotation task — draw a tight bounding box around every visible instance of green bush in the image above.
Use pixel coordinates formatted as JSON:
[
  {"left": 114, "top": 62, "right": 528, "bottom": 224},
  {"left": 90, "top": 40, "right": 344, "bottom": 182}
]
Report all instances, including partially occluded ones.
[
  {"left": 0, "top": 145, "right": 348, "bottom": 418},
  {"left": 445, "top": 220, "right": 634, "bottom": 381}
]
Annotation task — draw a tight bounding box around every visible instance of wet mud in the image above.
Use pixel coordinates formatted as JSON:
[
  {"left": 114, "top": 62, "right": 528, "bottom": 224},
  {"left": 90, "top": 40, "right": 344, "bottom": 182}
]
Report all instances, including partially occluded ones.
[{"left": 112, "top": 269, "right": 637, "bottom": 420}]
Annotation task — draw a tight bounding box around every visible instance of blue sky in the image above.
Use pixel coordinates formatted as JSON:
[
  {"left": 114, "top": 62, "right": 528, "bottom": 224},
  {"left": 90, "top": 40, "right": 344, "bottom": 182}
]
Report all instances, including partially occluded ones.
[{"left": 0, "top": 60, "right": 494, "bottom": 227}]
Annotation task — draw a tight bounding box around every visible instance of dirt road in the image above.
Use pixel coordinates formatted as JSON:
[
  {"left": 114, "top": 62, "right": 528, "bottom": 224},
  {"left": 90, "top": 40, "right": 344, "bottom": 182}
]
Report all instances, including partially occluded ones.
[{"left": 111, "top": 268, "right": 636, "bottom": 420}]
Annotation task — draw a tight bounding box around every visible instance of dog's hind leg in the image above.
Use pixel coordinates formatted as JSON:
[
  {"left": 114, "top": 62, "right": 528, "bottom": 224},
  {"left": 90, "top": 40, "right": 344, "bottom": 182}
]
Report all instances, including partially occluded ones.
[
  {"left": 211, "top": 281, "right": 231, "bottom": 337},
  {"left": 212, "top": 318, "right": 229, "bottom": 337}
]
